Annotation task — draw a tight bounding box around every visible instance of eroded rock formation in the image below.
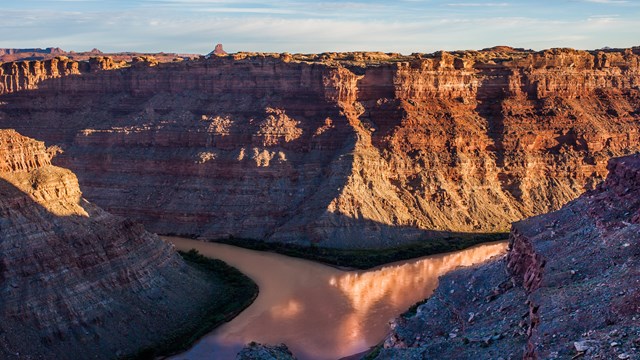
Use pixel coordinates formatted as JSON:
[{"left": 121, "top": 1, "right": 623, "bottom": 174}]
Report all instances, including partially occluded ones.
[
  {"left": 0, "top": 56, "right": 126, "bottom": 95},
  {"left": 0, "top": 130, "right": 222, "bottom": 359},
  {"left": 209, "top": 43, "right": 228, "bottom": 57},
  {"left": 0, "top": 48, "right": 639, "bottom": 248},
  {"left": 375, "top": 153, "right": 640, "bottom": 359}
]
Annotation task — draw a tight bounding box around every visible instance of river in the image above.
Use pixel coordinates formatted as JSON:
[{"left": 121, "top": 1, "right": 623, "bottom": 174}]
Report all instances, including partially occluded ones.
[{"left": 164, "top": 237, "right": 507, "bottom": 360}]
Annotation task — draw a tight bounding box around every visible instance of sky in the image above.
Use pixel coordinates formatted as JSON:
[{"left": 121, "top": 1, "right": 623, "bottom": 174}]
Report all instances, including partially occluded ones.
[{"left": 1, "top": 0, "right": 639, "bottom": 54}]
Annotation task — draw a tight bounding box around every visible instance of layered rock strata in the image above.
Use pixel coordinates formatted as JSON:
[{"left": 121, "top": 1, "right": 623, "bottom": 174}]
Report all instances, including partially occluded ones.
[
  {"left": 0, "top": 129, "right": 222, "bottom": 359},
  {"left": 1, "top": 48, "right": 639, "bottom": 248},
  {"left": 375, "top": 153, "right": 640, "bottom": 359}
]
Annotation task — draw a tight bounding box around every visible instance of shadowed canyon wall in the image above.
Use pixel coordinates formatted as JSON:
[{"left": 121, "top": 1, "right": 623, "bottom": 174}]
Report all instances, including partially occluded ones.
[
  {"left": 1, "top": 48, "right": 639, "bottom": 248},
  {"left": 0, "top": 130, "right": 221, "bottom": 359},
  {"left": 376, "top": 153, "right": 640, "bottom": 360}
]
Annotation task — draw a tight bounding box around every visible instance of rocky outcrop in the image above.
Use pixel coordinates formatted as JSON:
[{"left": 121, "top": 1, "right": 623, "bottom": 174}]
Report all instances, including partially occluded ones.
[
  {"left": 0, "top": 130, "right": 58, "bottom": 172},
  {"left": 1, "top": 48, "right": 639, "bottom": 248},
  {"left": 209, "top": 43, "right": 228, "bottom": 57},
  {"left": 375, "top": 153, "right": 640, "bottom": 359},
  {"left": 0, "top": 57, "right": 128, "bottom": 95},
  {"left": 0, "top": 130, "right": 223, "bottom": 359},
  {"left": 236, "top": 342, "right": 297, "bottom": 360}
]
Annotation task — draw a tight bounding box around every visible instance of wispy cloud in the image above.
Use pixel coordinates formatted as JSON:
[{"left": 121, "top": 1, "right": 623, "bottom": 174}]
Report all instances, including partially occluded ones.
[
  {"left": 198, "top": 8, "right": 300, "bottom": 14},
  {"left": 142, "top": 0, "right": 273, "bottom": 3},
  {"left": 447, "top": 2, "right": 510, "bottom": 7},
  {"left": 583, "top": 0, "right": 629, "bottom": 4},
  {"left": 0, "top": 1, "right": 638, "bottom": 53}
]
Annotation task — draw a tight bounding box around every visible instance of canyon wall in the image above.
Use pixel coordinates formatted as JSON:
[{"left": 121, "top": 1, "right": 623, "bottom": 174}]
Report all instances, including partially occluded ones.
[
  {"left": 376, "top": 153, "right": 640, "bottom": 359},
  {"left": 1, "top": 48, "right": 639, "bottom": 248},
  {"left": 0, "top": 130, "right": 222, "bottom": 359},
  {"left": 0, "top": 56, "right": 127, "bottom": 95}
]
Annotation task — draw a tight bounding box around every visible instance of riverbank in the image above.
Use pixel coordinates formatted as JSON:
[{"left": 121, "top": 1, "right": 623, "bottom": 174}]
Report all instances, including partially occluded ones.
[
  {"left": 126, "top": 250, "right": 259, "bottom": 360},
  {"left": 173, "top": 233, "right": 508, "bottom": 270},
  {"left": 165, "top": 237, "right": 508, "bottom": 360}
]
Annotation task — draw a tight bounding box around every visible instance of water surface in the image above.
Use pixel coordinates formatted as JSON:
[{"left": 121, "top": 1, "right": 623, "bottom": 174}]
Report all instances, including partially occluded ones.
[{"left": 164, "top": 237, "right": 507, "bottom": 360}]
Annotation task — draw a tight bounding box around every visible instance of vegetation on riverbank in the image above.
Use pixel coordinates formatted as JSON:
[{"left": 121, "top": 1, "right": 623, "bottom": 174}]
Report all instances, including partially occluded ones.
[
  {"left": 124, "top": 250, "right": 258, "bottom": 360},
  {"left": 213, "top": 233, "right": 508, "bottom": 270},
  {"left": 362, "top": 344, "right": 383, "bottom": 360}
]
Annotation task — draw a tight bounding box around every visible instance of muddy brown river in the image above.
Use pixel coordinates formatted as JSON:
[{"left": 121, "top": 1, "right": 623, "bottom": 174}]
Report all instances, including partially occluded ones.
[{"left": 164, "top": 237, "right": 507, "bottom": 360}]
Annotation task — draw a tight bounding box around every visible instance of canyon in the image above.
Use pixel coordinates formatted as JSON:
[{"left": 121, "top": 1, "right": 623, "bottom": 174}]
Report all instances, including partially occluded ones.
[
  {"left": 0, "top": 47, "right": 638, "bottom": 248},
  {"left": 1, "top": 47, "right": 639, "bottom": 249},
  {"left": 0, "top": 129, "right": 246, "bottom": 359},
  {"left": 0, "top": 45, "right": 638, "bottom": 360},
  {"left": 374, "top": 152, "right": 640, "bottom": 360}
]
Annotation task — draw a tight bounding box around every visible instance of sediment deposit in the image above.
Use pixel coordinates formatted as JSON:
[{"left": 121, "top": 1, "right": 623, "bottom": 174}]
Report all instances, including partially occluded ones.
[
  {"left": 1, "top": 48, "right": 639, "bottom": 248},
  {"left": 375, "top": 153, "right": 640, "bottom": 359},
  {"left": 0, "top": 129, "right": 222, "bottom": 359}
]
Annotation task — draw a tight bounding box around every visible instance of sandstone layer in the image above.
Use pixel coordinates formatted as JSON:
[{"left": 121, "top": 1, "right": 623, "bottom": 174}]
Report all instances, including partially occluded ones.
[
  {"left": 0, "top": 129, "right": 223, "bottom": 359},
  {"left": 375, "top": 153, "right": 640, "bottom": 359},
  {"left": 1, "top": 48, "right": 639, "bottom": 248}
]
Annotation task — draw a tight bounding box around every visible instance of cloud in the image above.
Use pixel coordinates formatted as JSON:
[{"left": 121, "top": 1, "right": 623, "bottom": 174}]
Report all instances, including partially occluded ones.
[
  {"left": 583, "top": 0, "right": 628, "bottom": 3},
  {"left": 198, "top": 8, "right": 300, "bottom": 14},
  {"left": 142, "top": 0, "right": 274, "bottom": 3},
  {"left": 0, "top": 2, "right": 638, "bottom": 54},
  {"left": 447, "top": 2, "right": 510, "bottom": 7}
]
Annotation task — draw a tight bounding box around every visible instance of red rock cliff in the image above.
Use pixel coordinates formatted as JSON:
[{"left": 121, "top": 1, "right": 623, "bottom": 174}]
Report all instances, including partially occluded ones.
[
  {"left": 0, "top": 56, "right": 126, "bottom": 94},
  {"left": 1, "top": 48, "right": 639, "bottom": 248},
  {"left": 0, "top": 130, "right": 222, "bottom": 359}
]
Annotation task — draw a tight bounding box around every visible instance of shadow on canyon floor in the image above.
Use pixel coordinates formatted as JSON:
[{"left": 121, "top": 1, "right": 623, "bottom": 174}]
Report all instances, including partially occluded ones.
[
  {"left": 0, "top": 177, "right": 258, "bottom": 360},
  {"left": 165, "top": 213, "right": 508, "bottom": 270}
]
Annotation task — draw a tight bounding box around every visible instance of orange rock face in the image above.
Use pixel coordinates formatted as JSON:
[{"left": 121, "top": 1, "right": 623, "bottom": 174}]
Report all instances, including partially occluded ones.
[
  {"left": 0, "top": 129, "right": 55, "bottom": 172},
  {"left": 1, "top": 48, "right": 639, "bottom": 248},
  {"left": 0, "top": 130, "right": 220, "bottom": 359}
]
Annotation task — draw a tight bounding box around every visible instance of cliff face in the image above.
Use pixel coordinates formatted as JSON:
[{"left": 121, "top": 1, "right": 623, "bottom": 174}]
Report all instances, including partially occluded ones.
[
  {"left": 375, "top": 153, "right": 640, "bottom": 359},
  {"left": 0, "top": 56, "right": 127, "bottom": 95},
  {"left": 1, "top": 48, "right": 639, "bottom": 248},
  {"left": 0, "top": 130, "right": 221, "bottom": 359}
]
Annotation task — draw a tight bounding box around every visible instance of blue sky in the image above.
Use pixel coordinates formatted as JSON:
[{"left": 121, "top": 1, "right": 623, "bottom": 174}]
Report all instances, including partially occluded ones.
[{"left": 1, "top": 0, "right": 639, "bottom": 54}]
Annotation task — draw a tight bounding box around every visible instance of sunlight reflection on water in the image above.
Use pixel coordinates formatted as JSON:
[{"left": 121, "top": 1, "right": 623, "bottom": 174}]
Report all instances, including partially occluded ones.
[{"left": 165, "top": 237, "right": 507, "bottom": 360}]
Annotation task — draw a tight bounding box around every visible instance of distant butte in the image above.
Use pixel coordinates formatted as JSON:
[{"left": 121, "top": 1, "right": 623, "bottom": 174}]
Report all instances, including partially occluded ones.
[
  {"left": 481, "top": 45, "right": 524, "bottom": 52},
  {"left": 208, "top": 43, "right": 228, "bottom": 57}
]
